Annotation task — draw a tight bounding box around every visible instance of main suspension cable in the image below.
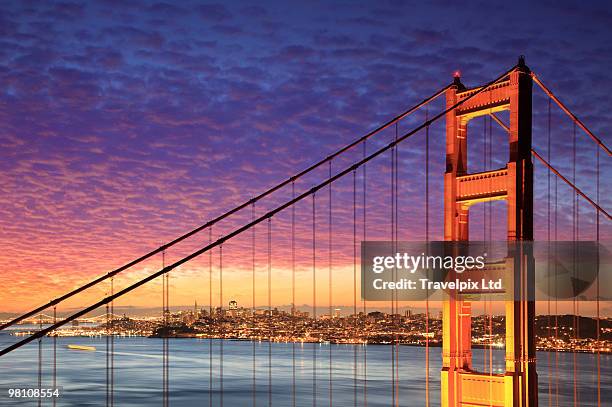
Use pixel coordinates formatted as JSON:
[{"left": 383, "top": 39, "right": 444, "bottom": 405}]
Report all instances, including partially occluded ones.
[
  {"left": 0, "top": 85, "right": 450, "bottom": 332},
  {"left": 531, "top": 73, "right": 611, "bottom": 155},
  {"left": 0, "top": 65, "right": 518, "bottom": 356},
  {"left": 530, "top": 150, "right": 610, "bottom": 219}
]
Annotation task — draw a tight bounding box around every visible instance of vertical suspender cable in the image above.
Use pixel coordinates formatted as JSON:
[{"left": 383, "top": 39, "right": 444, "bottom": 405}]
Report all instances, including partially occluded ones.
[
  {"left": 484, "top": 99, "right": 493, "bottom": 392},
  {"left": 575, "top": 125, "right": 580, "bottom": 333},
  {"left": 483, "top": 107, "right": 489, "bottom": 386},
  {"left": 488, "top": 113, "right": 492, "bottom": 240},
  {"left": 425, "top": 108, "right": 430, "bottom": 407},
  {"left": 38, "top": 313, "right": 42, "bottom": 407},
  {"left": 595, "top": 145, "right": 600, "bottom": 407},
  {"left": 572, "top": 122, "right": 578, "bottom": 407},
  {"left": 312, "top": 193, "right": 317, "bottom": 407},
  {"left": 484, "top": 90, "right": 493, "bottom": 401},
  {"left": 482, "top": 117, "right": 487, "bottom": 372},
  {"left": 487, "top": 114, "right": 492, "bottom": 402},
  {"left": 166, "top": 268, "right": 169, "bottom": 405},
  {"left": 110, "top": 277, "right": 114, "bottom": 407},
  {"left": 487, "top": 111, "right": 493, "bottom": 382},
  {"left": 253, "top": 204, "right": 257, "bottom": 407},
  {"left": 328, "top": 161, "right": 333, "bottom": 407},
  {"left": 484, "top": 116, "right": 488, "bottom": 238},
  {"left": 390, "top": 123, "right": 396, "bottom": 407},
  {"left": 488, "top": 115, "right": 492, "bottom": 238},
  {"left": 208, "top": 228, "right": 213, "bottom": 407},
  {"left": 482, "top": 115, "right": 492, "bottom": 388},
  {"left": 291, "top": 183, "right": 296, "bottom": 407},
  {"left": 220, "top": 244, "right": 224, "bottom": 407},
  {"left": 487, "top": 108, "right": 493, "bottom": 382},
  {"left": 486, "top": 116, "right": 492, "bottom": 378},
  {"left": 554, "top": 176, "right": 559, "bottom": 407},
  {"left": 487, "top": 104, "right": 493, "bottom": 395},
  {"left": 394, "top": 119, "right": 400, "bottom": 407},
  {"left": 353, "top": 169, "right": 358, "bottom": 407},
  {"left": 53, "top": 305, "right": 56, "bottom": 407},
  {"left": 107, "top": 282, "right": 110, "bottom": 406},
  {"left": 395, "top": 123, "right": 399, "bottom": 244},
  {"left": 362, "top": 141, "right": 368, "bottom": 407},
  {"left": 163, "top": 251, "right": 168, "bottom": 407},
  {"left": 161, "top": 251, "right": 165, "bottom": 406},
  {"left": 268, "top": 218, "right": 272, "bottom": 407},
  {"left": 547, "top": 99, "right": 552, "bottom": 407},
  {"left": 550, "top": 105, "right": 559, "bottom": 407},
  {"left": 574, "top": 121, "right": 581, "bottom": 405},
  {"left": 483, "top": 117, "right": 487, "bottom": 239}
]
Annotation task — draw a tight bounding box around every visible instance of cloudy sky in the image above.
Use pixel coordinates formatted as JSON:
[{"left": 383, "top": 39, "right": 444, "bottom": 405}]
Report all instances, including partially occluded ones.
[{"left": 1, "top": 0, "right": 610, "bottom": 313}]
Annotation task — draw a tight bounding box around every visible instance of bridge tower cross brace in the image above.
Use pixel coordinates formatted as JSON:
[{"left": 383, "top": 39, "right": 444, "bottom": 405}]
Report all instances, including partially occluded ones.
[{"left": 441, "top": 57, "right": 537, "bottom": 407}]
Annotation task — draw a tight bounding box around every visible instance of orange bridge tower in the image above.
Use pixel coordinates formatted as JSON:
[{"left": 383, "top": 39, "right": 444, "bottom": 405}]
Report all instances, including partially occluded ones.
[{"left": 441, "top": 57, "right": 537, "bottom": 407}]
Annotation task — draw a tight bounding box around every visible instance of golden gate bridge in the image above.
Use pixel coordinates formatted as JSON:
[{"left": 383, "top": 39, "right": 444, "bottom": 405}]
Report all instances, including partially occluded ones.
[{"left": 0, "top": 57, "right": 609, "bottom": 407}]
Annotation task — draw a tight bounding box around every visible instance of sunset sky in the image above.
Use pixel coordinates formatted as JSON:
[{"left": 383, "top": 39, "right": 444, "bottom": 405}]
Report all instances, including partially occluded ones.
[{"left": 1, "top": 0, "right": 610, "bottom": 315}]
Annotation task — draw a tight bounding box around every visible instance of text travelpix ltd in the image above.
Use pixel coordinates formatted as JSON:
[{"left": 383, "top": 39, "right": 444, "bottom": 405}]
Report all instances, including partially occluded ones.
[{"left": 372, "top": 275, "right": 502, "bottom": 292}]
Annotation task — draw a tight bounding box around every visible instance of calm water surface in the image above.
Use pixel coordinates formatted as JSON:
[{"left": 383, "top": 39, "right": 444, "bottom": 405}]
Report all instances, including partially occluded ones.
[{"left": 0, "top": 326, "right": 608, "bottom": 406}]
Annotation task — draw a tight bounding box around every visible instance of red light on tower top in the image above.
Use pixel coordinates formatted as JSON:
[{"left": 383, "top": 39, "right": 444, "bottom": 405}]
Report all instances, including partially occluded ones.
[{"left": 452, "top": 70, "right": 462, "bottom": 87}]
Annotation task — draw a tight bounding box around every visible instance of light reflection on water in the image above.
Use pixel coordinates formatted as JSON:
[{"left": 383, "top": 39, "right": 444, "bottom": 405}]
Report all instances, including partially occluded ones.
[{"left": 0, "top": 330, "right": 608, "bottom": 406}]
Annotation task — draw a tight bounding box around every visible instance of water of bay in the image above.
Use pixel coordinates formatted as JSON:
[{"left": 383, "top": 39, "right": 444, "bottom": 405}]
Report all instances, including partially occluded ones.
[{"left": 0, "top": 328, "right": 608, "bottom": 406}]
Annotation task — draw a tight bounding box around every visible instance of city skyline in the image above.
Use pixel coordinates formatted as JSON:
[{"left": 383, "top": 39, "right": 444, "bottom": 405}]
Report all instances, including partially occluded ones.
[{"left": 7, "top": 306, "right": 609, "bottom": 355}]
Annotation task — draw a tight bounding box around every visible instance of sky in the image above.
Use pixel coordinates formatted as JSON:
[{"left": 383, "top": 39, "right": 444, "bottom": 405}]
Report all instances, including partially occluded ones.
[{"left": 0, "top": 0, "right": 610, "bottom": 314}]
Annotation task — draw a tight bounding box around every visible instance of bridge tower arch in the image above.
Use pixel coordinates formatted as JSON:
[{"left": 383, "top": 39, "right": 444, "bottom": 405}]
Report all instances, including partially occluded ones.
[{"left": 441, "top": 57, "right": 537, "bottom": 407}]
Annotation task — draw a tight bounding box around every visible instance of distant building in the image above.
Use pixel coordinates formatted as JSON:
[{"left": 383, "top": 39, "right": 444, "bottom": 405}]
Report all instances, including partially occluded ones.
[{"left": 229, "top": 300, "right": 238, "bottom": 310}]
